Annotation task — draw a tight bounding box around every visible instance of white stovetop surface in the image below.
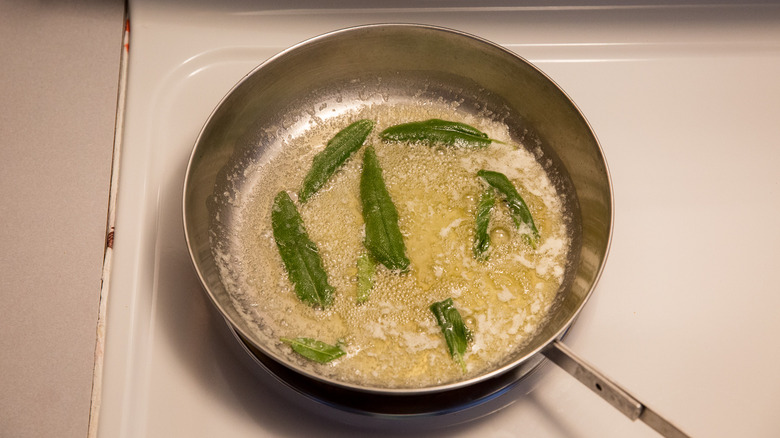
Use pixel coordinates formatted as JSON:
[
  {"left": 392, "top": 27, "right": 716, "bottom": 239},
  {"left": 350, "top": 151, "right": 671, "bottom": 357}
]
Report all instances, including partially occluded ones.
[{"left": 97, "top": 2, "right": 780, "bottom": 437}]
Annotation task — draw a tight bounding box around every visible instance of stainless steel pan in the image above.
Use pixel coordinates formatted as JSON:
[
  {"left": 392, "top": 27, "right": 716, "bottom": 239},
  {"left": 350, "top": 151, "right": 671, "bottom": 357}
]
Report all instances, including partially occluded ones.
[{"left": 183, "top": 24, "right": 687, "bottom": 437}]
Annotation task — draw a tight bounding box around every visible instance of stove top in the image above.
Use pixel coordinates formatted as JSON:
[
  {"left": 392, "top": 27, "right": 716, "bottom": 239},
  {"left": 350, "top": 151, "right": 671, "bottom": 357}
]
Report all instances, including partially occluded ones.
[{"left": 94, "top": 2, "right": 780, "bottom": 437}]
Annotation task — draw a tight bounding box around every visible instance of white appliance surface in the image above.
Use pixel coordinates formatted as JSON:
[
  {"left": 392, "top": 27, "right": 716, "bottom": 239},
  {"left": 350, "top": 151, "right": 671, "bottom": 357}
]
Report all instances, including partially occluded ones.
[{"left": 98, "top": 2, "right": 780, "bottom": 437}]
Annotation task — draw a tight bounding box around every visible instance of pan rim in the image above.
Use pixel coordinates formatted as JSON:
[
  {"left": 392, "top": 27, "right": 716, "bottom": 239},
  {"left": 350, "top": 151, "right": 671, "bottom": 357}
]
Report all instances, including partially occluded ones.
[{"left": 182, "top": 22, "right": 614, "bottom": 396}]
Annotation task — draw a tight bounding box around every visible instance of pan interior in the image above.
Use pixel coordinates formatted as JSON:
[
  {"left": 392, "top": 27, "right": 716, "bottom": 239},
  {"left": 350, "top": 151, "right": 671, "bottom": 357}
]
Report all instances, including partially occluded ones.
[{"left": 184, "top": 24, "right": 610, "bottom": 395}]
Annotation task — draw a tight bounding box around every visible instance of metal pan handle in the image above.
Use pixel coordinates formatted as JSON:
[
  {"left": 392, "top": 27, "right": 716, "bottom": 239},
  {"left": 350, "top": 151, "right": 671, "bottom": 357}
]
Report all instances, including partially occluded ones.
[{"left": 542, "top": 340, "right": 690, "bottom": 438}]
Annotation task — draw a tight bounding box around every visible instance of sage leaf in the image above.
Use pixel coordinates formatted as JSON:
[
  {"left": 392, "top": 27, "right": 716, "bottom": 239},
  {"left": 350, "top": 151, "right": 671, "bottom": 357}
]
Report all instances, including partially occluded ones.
[
  {"left": 473, "top": 189, "right": 495, "bottom": 261},
  {"left": 360, "top": 146, "right": 410, "bottom": 271},
  {"left": 430, "top": 298, "right": 472, "bottom": 373},
  {"left": 299, "top": 119, "right": 374, "bottom": 202},
  {"left": 477, "top": 169, "right": 540, "bottom": 248},
  {"left": 356, "top": 253, "right": 375, "bottom": 303},
  {"left": 271, "top": 191, "right": 334, "bottom": 308},
  {"left": 281, "top": 337, "right": 346, "bottom": 363},
  {"left": 380, "top": 119, "right": 496, "bottom": 148}
]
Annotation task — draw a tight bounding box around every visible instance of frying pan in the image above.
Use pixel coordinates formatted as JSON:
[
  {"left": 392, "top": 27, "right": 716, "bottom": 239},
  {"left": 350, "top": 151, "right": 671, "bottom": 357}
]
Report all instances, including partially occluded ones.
[{"left": 183, "top": 24, "right": 687, "bottom": 437}]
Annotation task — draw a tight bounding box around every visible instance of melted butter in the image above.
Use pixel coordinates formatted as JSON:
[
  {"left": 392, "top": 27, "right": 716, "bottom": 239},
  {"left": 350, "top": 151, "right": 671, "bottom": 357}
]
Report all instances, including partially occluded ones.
[{"left": 219, "top": 104, "right": 570, "bottom": 389}]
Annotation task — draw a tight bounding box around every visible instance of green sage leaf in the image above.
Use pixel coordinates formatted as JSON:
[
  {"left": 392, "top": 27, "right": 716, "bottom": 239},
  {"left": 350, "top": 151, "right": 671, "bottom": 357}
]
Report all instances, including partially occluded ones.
[
  {"left": 473, "top": 189, "right": 495, "bottom": 261},
  {"left": 271, "top": 191, "right": 334, "bottom": 308},
  {"left": 379, "top": 119, "right": 495, "bottom": 148},
  {"left": 281, "top": 337, "right": 346, "bottom": 363},
  {"left": 430, "top": 298, "right": 472, "bottom": 373},
  {"left": 477, "top": 169, "right": 540, "bottom": 248},
  {"left": 356, "top": 253, "right": 375, "bottom": 303},
  {"left": 360, "top": 146, "right": 410, "bottom": 271},
  {"left": 299, "top": 119, "right": 374, "bottom": 202}
]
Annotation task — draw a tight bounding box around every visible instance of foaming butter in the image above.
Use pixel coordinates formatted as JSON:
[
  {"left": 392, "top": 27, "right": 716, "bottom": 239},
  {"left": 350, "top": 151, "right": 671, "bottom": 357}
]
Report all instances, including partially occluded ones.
[{"left": 217, "top": 104, "right": 570, "bottom": 389}]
